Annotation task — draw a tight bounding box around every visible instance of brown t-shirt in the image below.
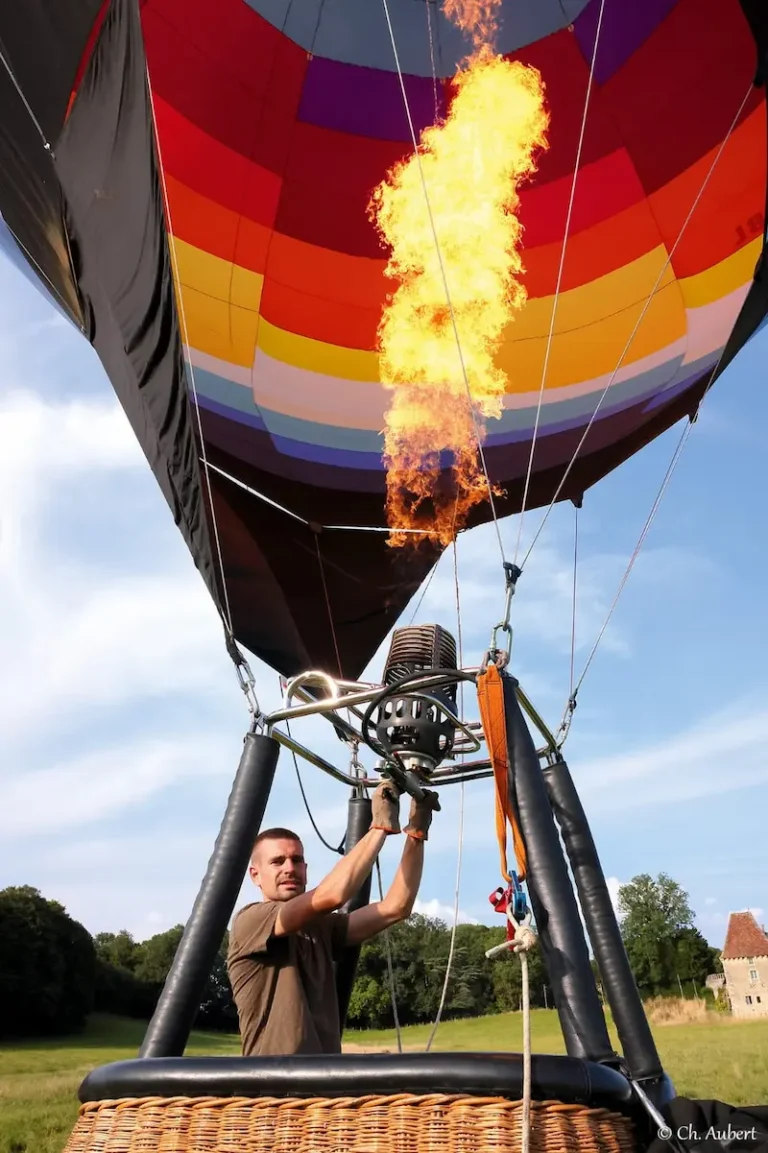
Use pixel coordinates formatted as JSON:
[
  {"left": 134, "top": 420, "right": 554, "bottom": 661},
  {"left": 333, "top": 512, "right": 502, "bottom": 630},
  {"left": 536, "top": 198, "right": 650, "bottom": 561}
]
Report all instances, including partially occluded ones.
[{"left": 227, "top": 900, "right": 350, "bottom": 1056}]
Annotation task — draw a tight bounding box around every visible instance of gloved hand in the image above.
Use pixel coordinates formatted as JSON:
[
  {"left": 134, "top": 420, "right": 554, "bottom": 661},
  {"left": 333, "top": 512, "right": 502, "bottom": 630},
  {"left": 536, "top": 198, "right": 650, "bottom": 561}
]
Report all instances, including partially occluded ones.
[
  {"left": 404, "top": 789, "right": 441, "bottom": 841},
  {"left": 370, "top": 780, "right": 402, "bottom": 834}
]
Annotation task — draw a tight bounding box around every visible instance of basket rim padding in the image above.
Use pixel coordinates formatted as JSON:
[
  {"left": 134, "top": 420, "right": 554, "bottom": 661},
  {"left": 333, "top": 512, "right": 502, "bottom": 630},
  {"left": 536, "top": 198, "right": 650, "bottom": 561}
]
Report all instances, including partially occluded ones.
[{"left": 79, "top": 1051, "right": 636, "bottom": 1114}]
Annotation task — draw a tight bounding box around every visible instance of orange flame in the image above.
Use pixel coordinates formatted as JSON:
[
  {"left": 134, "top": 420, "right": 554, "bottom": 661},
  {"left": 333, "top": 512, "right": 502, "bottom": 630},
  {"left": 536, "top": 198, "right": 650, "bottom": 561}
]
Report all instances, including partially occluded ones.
[
  {"left": 443, "top": 0, "right": 503, "bottom": 60},
  {"left": 369, "top": 32, "right": 549, "bottom": 549}
]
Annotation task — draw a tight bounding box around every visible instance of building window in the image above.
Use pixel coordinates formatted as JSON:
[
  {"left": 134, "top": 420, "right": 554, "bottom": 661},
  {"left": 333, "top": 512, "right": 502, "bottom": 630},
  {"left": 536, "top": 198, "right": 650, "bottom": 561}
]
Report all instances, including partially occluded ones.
[
  {"left": 746, "top": 995, "right": 753, "bottom": 1005},
  {"left": 750, "top": 968, "right": 759, "bottom": 981},
  {"left": 757, "top": 996, "right": 762, "bottom": 1004}
]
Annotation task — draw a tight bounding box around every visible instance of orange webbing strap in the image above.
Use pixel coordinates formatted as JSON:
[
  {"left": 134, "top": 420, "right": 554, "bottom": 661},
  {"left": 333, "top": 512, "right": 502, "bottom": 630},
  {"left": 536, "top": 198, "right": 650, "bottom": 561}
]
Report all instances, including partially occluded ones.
[{"left": 476, "top": 662, "right": 528, "bottom": 883}]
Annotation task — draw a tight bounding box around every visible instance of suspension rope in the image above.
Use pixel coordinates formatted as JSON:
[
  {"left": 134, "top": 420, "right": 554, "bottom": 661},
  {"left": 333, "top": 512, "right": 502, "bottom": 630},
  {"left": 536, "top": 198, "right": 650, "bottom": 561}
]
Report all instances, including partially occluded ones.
[
  {"left": 146, "top": 65, "right": 236, "bottom": 643},
  {"left": 425, "top": 0, "right": 440, "bottom": 125},
  {"left": 0, "top": 39, "right": 52, "bottom": 153},
  {"left": 293, "top": 529, "right": 403, "bottom": 1030},
  {"left": 375, "top": 856, "right": 404, "bottom": 1052},
  {"left": 147, "top": 63, "right": 267, "bottom": 719},
  {"left": 208, "top": 459, "right": 448, "bottom": 540},
  {"left": 513, "top": 0, "right": 606, "bottom": 566},
  {"left": 313, "top": 534, "right": 344, "bottom": 679},
  {"left": 519, "top": 81, "right": 753, "bottom": 572},
  {"left": 425, "top": 536, "right": 466, "bottom": 1051},
  {"left": 380, "top": 0, "right": 506, "bottom": 565},
  {"left": 485, "top": 901, "right": 537, "bottom": 1153},
  {"left": 557, "top": 411, "right": 696, "bottom": 744},
  {"left": 0, "top": 216, "right": 80, "bottom": 328},
  {"left": 285, "top": 716, "right": 345, "bottom": 855},
  {"left": 0, "top": 41, "right": 87, "bottom": 330},
  {"left": 517, "top": 925, "right": 536, "bottom": 1153},
  {"left": 556, "top": 326, "right": 733, "bottom": 743},
  {"left": 408, "top": 563, "right": 439, "bottom": 625},
  {"left": 568, "top": 503, "right": 579, "bottom": 704}
]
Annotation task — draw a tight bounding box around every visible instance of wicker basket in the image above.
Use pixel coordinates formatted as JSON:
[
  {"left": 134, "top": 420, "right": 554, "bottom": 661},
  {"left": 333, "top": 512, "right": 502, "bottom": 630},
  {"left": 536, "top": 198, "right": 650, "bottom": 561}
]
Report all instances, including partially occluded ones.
[{"left": 64, "top": 1093, "right": 637, "bottom": 1153}]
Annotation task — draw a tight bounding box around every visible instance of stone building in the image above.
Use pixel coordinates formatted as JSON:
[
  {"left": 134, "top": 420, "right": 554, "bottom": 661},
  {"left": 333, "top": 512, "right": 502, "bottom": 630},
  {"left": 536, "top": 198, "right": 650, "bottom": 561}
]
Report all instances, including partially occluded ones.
[{"left": 721, "top": 910, "right": 768, "bottom": 1018}]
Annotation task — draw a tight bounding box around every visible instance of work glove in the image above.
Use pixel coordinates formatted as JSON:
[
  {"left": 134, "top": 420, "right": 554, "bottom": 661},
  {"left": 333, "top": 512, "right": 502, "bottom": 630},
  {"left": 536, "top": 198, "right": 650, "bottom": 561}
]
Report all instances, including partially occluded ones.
[
  {"left": 370, "top": 780, "right": 402, "bottom": 834},
  {"left": 404, "top": 789, "right": 441, "bottom": 841}
]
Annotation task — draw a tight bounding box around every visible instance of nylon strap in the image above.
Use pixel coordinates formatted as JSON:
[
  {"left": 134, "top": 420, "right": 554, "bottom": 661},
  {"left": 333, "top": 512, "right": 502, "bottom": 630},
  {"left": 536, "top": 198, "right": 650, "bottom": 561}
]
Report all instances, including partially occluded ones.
[{"left": 477, "top": 662, "right": 528, "bottom": 883}]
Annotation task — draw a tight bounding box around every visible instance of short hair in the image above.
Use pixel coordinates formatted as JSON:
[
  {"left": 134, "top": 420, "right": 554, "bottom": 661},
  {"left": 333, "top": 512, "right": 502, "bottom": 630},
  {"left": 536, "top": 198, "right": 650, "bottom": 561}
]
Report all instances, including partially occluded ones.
[{"left": 252, "top": 827, "right": 303, "bottom": 852}]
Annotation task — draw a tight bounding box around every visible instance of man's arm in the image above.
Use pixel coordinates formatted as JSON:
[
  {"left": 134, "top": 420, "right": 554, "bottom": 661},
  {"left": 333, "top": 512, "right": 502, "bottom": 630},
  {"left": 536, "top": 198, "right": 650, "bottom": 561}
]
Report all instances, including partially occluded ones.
[
  {"left": 346, "top": 789, "right": 440, "bottom": 946},
  {"left": 272, "top": 783, "right": 401, "bottom": 937}
]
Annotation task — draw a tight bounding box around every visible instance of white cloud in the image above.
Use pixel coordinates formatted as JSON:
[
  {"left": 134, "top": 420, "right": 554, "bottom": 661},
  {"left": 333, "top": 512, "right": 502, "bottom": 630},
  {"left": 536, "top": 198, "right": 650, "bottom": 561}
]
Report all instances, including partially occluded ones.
[
  {"left": 0, "top": 576, "right": 238, "bottom": 745},
  {"left": 574, "top": 700, "right": 768, "bottom": 814},
  {"left": 0, "top": 388, "right": 242, "bottom": 733},
  {"left": 605, "top": 876, "right": 625, "bottom": 919},
  {"left": 0, "top": 734, "right": 236, "bottom": 835},
  {"left": 413, "top": 897, "right": 479, "bottom": 925},
  {"left": 0, "top": 389, "right": 142, "bottom": 566},
  {"left": 0, "top": 387, "right": 142, "bottom": 479},
  {"left": 413, "top": 526, "right": 633, "bottom": 666}
]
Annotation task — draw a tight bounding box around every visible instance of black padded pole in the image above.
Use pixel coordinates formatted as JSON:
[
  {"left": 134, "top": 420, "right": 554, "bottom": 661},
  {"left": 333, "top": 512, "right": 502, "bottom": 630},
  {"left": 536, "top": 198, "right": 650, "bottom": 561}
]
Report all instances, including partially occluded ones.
[
  {"left": 336, "top": 791, "right": 374, "bottom": 1030},
  {"left": 140, "top": 730, "right": 280, "bottom": 1058},
  {"left": 543, "top": 758, "right": 665, "bottom": 1082},
  {"left": 501, "top": 673, "right": 616, "bottom": 1064}
]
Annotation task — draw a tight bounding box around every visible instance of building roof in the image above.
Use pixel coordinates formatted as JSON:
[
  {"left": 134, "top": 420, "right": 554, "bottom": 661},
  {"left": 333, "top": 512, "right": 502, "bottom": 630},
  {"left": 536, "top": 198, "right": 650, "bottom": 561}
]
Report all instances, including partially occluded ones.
[{"left": 722, "top": 911, "right": 768, "bottom": 961}]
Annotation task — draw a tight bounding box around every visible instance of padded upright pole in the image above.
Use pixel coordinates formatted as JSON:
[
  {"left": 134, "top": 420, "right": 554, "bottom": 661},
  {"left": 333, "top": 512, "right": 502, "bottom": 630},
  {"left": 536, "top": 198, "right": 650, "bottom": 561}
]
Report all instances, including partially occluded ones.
[
  {"left": 501, "top": 673, "right": 616, "bottom": 1064},
  {"left": 543, "top": 758, "right": 668, "bottom": 1085},
  {"left": 140, "top": 730, "right": 280, "bottom": 1058},
  {"left": 336, "top": 791, "right": 374, "bottom": 1030}
]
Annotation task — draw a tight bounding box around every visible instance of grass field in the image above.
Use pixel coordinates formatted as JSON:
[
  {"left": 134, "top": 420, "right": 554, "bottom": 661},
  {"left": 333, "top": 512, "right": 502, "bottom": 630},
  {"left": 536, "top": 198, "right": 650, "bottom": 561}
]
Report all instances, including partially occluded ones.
[{"left": 1, "top": 1010, "right": 767, "bottom": 1153}]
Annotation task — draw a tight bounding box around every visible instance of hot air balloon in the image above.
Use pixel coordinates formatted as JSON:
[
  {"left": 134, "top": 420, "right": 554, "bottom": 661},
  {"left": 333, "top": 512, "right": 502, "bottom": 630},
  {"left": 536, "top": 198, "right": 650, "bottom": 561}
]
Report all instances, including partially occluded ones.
[{"left": 1, "top": 0, "right": 767, "bottom": 1150}]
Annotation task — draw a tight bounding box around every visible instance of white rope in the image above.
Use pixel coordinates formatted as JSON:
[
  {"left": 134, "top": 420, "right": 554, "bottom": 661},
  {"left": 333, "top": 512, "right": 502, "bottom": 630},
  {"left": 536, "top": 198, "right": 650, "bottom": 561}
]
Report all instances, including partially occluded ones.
[
  {"left": 556, "top": 312, "right": 737, "bottom": 747},
  {"left": 1, "top": 216, "right": 81, "bottom": 328},
  {"left": 557, "top": 348, "right": 723, "bottom": 745},
  {"left": 0, "top": 40, "right": 52, "bottom": 152},
  {"left": 0, "top": 42, "right": 88, "bottom": 329},
  {"left": 375, "top": 856, "right": 404, "bottom": 1052},
  {"left": 574, "top": 424, "right": 690, "bottom": 696},
  {"left": 514, "top": 931, "right": 532, "bottom": 1153},
  {"left": 568, "top": 503, "right": 579, "bottom": 703},
  {"left": 519, "top": 80, "right": 754, "bottom": 572},
  {"left": 556, "top": 312, "right": 734, "bottom": 743},
  {"left": 145, "top": 64, "right": 236, "bottom": 639},
  {"left": 425, "top": 0, "right": 440, "bottom": 124},
  {"left": 486, "top": 913, "right": 536, "bottom": 1153},
  {"left": 513, "top": 0, "right": 606, "bottom": 566},
  {"left": 380, "top": 0, "right": 506, "bottom": 564},
  {"left": 425, "top": 536, "right": 465, "bottom": 1051}
]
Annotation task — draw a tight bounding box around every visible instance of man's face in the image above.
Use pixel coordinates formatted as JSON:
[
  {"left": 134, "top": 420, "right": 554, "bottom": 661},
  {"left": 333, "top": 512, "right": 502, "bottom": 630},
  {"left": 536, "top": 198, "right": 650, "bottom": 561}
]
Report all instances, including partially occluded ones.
[{"left": 249, "top": 837, "right": 307, "bottom": 902}]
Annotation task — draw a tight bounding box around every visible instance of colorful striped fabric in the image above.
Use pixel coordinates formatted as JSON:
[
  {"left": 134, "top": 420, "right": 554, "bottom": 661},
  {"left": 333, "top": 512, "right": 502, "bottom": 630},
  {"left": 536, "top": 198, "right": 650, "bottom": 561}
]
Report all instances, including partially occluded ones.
[{"left": 140, "top": 0, "right": 766, "bottom": 497}]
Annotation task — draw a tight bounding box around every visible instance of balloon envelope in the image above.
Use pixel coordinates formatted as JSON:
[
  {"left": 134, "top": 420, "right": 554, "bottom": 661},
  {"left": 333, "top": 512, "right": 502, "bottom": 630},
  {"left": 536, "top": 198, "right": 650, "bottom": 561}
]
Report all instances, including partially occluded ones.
[{"left": 0, "top": 0, "right": 765, "bottom": 677}]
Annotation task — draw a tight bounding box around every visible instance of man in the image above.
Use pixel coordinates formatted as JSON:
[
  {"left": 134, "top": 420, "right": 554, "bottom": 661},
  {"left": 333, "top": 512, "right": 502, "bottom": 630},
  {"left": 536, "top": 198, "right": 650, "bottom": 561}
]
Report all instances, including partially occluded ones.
[{"left": 227, "top": 780, "right": 439, "bottom": 1057}]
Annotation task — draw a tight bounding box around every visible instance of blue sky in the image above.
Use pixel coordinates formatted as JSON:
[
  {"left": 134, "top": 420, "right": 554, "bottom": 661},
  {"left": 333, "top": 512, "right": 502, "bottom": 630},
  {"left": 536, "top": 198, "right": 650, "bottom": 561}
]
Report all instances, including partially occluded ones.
[{"left": 1, "top": 250, "right": 766, "bottom": 958}]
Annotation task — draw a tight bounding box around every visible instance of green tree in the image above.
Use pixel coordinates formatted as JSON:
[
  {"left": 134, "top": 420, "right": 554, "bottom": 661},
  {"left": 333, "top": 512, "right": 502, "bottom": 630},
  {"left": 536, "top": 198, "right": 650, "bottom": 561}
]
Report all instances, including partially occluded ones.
[
  {"left": 0, "top": 885, "right": 96, "bottom": 1038},
  {"left": 617, "top": 873, "right": 699, "bottom": 995},
  {"left": 134, "top": 925, "right": 185, "bottom": 984},
  {"left": 131, "top": 924, "right": 236, "bottom": 1030},
  {"left": 347, "top": 973, "right": 392, "bottom": 1025},
  {"left": 92, "top": 930, "right": 157, "bottom": 1019},
  {"left": 197, "top": 931, "right": 238, "bottom": 1030},
  {"left": 618, "top": 873, "right": 694, "bottom": 936},
  {"left": 672, "top": 926, "right": 717, "bottom": 993},
  {"left": 94, "top": 930, "right": 141, "bottom": 972},
  {"left": 345, "top": 914, "right": 553, "bottom": 1029}
]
